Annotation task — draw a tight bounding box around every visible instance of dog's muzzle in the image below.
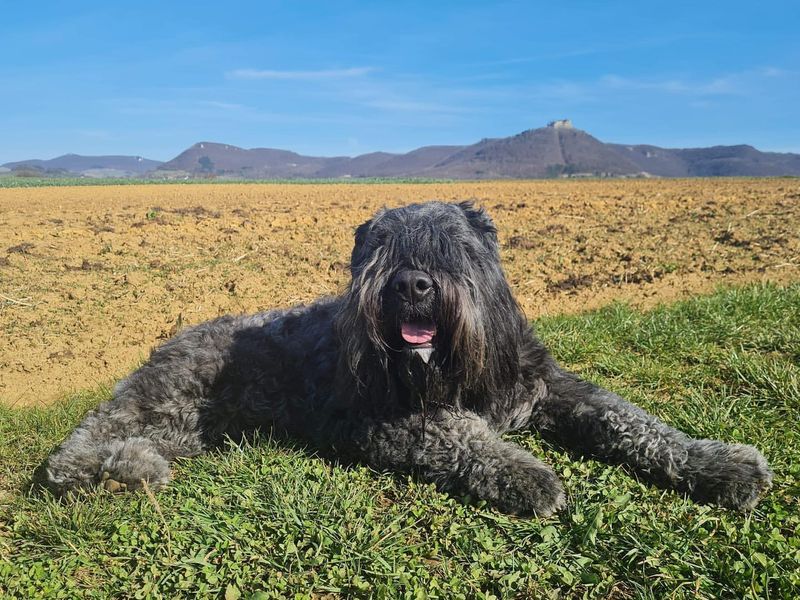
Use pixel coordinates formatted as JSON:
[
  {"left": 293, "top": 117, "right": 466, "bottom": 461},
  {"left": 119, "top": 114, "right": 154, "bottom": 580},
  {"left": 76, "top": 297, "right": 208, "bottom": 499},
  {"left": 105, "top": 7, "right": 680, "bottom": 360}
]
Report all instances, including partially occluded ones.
[{"left": 391, "top": 269, "right": 437, "bottom": 363}]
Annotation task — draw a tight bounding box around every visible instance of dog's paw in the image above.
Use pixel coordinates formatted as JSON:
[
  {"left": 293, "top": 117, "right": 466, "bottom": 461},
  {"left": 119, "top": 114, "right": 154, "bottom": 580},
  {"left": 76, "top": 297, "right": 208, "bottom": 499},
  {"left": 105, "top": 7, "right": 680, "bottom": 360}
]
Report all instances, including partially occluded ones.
[
  {"left": 98, "top": 437, "right": 171, "bottom": 493},
  {"left": 687, "top": 440, "right": 773, "bottom": 510},
  {"left": 492, "top": 461, "right": 566, "bottom": 517},
  {"left": 100, "top": 470, "right": 129, "bottom": 493}
]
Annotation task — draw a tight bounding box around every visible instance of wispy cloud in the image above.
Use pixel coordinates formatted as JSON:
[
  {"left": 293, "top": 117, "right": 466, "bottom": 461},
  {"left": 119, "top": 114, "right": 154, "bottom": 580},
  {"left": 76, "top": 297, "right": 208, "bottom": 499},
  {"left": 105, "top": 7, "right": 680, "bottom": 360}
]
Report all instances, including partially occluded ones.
[
  {"left": 328, "top": 74, "right": 483, "bottom": 119},
  {"left": 760, "top": 66, "right": 788, "bottom": 78},
  {"left": 603, "top": 66, "right": 792, "bottom": 97},
  {"left": 198, "top": 100, "right": 246, "bottom": 111},
  {"left": 107, "top": 97, "right": 373, "bottom": 126},
  {"left": 227, "top": 67, "right": 374, "bottom": 80},
  {"left": 516, "top": 66, "right": 790, "bottom": 103},
  {"left": 599, "top": 74, "right": 740, "bottom": 96},
  {"left": 361, "top": 98, "right": 471, "bottom": 114},
  {"left": 470, "top": 34, "right": 715, "bottom": 69}
]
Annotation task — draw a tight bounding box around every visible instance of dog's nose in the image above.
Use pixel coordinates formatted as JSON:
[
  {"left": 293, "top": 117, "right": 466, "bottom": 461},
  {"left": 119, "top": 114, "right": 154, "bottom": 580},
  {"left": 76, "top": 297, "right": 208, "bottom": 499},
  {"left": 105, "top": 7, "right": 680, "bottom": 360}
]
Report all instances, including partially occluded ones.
[{"left": 391, "top": 270, "right": 433, "bottom": 303}]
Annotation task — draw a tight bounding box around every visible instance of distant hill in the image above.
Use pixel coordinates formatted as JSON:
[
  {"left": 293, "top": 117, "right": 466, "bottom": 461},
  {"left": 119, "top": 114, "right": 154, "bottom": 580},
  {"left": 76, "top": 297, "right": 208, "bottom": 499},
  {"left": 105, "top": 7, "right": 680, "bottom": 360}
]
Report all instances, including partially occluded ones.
[
  {"left": 156, "top": 142, "right": 337, "bottom": 178},
  {"left": 675, "top": 145, "right": 800, "bottom": 177},
  {"left": 611, "top": 143, "right": 800, "bottom": 177},
  {"left": 1, "top": 154, "right": 162, "bottom": 178},
  {"left": 424, "top": 123, "right": 642, "bottom": 178},
  {"left": 5, "top": 123, "right": 800, "bottom": 179},
  {"left": 372, "top": 146, "right": 467, "bottom": 177},
  {"left": 313, "top": 152, "right": 399, "bottom": 178}
]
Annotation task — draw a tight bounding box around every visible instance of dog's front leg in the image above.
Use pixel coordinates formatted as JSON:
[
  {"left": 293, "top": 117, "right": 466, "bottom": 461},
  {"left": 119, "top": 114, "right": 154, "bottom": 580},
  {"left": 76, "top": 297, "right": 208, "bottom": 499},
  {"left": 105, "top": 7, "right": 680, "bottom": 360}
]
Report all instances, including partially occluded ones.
[
  {"left": 350, "top": 410, "right": 565, "bottom": 516},
  {"left": 531, "top": 365, "right": 773, "bottom": 510}
]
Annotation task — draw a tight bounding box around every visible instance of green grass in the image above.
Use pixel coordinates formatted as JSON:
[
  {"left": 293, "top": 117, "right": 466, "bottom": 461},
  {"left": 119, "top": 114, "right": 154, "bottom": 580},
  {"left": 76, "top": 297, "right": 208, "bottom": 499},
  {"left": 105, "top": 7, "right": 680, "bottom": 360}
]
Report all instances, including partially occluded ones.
[
  {"left": 1, "top": 283, "right": 799, "bottom": 599},
  {"left": 0, "top": 176, "right": 454, "bottom": 188}
]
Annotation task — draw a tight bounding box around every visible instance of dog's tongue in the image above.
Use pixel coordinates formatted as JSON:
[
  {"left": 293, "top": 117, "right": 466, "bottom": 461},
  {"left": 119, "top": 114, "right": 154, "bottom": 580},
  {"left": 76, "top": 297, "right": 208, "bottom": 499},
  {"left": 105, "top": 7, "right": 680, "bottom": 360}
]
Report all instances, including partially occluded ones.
[{"left": 401, "top": 321, "right": 436, "bottom": 345}]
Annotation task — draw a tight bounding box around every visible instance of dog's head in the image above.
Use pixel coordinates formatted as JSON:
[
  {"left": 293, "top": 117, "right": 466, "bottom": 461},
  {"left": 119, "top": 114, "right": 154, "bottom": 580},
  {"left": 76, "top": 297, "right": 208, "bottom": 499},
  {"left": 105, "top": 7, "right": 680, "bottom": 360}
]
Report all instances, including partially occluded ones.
[{"left": 336, "top": 201, "right": 524, "bottom": 399}]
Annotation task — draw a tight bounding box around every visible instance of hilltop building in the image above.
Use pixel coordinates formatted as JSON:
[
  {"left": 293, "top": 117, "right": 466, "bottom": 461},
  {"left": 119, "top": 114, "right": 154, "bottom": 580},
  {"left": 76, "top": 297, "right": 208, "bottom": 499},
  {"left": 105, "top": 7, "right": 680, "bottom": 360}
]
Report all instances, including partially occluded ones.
[{"left": 547, "top": 119, "right": 574, "bottom": 129}]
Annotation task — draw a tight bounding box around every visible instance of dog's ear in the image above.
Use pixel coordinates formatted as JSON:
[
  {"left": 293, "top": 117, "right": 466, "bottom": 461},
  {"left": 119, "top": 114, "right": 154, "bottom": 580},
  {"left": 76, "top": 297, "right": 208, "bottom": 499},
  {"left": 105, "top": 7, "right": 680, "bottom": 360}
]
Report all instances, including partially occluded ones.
[
  {"left": 354, "top": 219, "right": 371, "bottom": 248},
  {"left": 350, "top": 218, "right": 372, "bottom": 269},
  {"left": 458, "top": 201, "right": 499, "bottom": 251}
]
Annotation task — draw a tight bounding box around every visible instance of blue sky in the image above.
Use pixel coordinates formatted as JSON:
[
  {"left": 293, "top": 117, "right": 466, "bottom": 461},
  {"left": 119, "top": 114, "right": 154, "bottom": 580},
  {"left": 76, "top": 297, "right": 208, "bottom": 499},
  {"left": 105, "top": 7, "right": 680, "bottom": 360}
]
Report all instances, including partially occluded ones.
[{"left": 1, "top": 0, "right": 798, "bottom": 163}]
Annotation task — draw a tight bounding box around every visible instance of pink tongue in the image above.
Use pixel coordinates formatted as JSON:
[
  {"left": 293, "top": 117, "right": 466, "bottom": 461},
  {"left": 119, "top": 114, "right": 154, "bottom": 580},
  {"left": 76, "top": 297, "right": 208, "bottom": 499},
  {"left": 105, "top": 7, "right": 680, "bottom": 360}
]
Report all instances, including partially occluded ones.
[{"left": 401, "top": 321, "right": 436, "bottom": 345}]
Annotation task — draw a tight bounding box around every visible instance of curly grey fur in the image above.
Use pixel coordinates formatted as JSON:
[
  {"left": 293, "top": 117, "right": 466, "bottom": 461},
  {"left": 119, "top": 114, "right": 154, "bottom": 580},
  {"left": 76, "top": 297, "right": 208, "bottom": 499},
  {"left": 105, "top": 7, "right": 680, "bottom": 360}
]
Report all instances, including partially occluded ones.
[{"left": 44, "top": 201, "right": 772, "bottom": 515}]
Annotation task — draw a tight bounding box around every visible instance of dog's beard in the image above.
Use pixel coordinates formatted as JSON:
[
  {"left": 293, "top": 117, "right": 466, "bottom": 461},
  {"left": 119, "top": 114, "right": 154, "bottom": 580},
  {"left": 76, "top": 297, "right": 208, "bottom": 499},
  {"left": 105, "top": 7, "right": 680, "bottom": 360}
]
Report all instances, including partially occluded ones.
[{"left": 391, "top": 317, "right": 448, "bottom": 410}]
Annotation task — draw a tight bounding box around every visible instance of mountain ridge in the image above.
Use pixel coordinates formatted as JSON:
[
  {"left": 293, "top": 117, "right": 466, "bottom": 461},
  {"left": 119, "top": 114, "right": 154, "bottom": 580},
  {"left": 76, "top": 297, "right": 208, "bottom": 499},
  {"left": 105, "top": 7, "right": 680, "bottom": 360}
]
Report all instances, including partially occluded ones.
[
  {"left": 4, "top": 122, "right": 800, "bottom": 179},
  {"left": 2, "top": 154, "right": 162, "bottom": 178},
  {"left": 153, "top": 121, "right": 800, "bottom": 178}
]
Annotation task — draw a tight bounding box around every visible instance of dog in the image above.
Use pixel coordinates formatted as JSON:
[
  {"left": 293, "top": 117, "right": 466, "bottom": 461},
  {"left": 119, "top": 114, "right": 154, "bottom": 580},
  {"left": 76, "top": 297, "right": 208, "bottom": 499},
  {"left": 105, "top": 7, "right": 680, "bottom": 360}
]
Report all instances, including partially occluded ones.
[{"left": 44, "top": 201, "right": 772, "bottom": 515}]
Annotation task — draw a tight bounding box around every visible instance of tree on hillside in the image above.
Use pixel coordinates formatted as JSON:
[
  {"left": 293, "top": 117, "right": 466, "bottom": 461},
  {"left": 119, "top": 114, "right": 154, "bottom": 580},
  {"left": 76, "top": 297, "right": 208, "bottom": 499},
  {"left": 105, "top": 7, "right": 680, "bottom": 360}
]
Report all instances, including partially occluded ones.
[{"left": 198, "top": 156, "right": 214, "bottom": 173}]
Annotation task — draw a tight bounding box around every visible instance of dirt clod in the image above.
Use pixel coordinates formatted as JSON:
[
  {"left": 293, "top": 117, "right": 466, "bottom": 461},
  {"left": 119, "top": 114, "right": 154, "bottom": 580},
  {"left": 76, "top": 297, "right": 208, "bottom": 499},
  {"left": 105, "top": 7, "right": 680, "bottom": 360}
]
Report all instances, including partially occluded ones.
[{"left": 7, "top": 242, "right": 34, "bottom": 254}]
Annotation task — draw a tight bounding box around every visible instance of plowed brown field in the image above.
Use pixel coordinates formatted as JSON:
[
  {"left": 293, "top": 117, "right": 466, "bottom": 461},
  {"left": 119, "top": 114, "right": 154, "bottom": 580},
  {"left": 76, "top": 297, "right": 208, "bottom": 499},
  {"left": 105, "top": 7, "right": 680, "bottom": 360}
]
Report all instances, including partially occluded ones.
[{"left": 1, "top": 179, "right": 798, "bottom": 406}]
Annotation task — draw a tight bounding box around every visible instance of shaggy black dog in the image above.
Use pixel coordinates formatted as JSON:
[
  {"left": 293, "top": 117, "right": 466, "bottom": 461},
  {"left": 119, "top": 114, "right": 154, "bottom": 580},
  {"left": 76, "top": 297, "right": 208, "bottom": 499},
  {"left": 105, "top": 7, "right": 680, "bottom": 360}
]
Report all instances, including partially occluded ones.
[{"left": 45, "top": 201, "right": 772, "bottom": 515}]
